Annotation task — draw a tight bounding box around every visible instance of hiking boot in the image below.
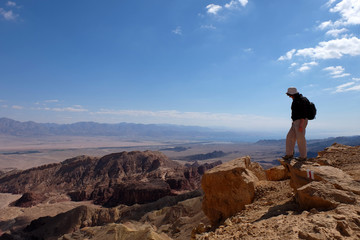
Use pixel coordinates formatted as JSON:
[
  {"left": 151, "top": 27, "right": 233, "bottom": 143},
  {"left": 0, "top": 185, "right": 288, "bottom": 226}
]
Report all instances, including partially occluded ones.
[
  {"left": 282, "top": 155, "right": 293, "bottom": 160},
  {"left": 296, "top": 157, "right": 307, "bottom": 162}
]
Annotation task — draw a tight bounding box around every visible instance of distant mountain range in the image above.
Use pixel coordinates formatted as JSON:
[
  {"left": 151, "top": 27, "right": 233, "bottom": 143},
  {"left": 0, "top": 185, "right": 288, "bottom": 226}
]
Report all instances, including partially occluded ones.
[{"left": 0, "top": 117, "right": 247, "bottom": 141}]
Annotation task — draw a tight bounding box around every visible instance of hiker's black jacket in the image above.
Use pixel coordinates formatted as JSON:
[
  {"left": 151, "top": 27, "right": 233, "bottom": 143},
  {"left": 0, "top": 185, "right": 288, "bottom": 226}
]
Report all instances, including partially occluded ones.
[{"left": 291, "top": 94, "right": 308, "bottom": 121}]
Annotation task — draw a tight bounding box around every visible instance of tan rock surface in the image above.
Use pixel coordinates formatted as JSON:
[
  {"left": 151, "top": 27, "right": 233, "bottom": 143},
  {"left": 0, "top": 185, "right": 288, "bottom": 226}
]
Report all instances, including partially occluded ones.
[
  {"left": 280, "top": 156, "right": 360, "bottom": 210},
  {"left": 317, "top": 143, "right": 360, "bottom": 180},
  {"left": 196, "top": 179, "right": 360, "bottom": 240},
  {"left": 201, "top": 156, "right": 263, "bottom": 225},
  {"left": 196, "top": 144, "right": 360, "bottom": 240},
  {"left": 265, "top": 165, "right": 289, "bottom": 181}
]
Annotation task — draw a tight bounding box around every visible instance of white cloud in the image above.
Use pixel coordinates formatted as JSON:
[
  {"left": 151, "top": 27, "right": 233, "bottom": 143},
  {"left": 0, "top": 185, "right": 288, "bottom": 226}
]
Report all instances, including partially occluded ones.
[
  {"left": 325, "top": 28, "right": 348, "bottom": 37},
  {"left": 172, "top": 26, "right": 182, "bottom": 35},
  {"left": 0, "top": 8, "right": 17, "bottom": 20},
  {"left": 323, "top": 65, "right": 351, "bottom": 78},
  {"left": 334, "top": 81, "right": 360, "bottom": 92},
  {"left": 206, "top": 4, "right": 222, "bottom": 15},
  {"left": 225, "top": 0, "right": 248, "bottom": 9},
  {"left": 297, "top": 61, "right": 318, "bottom": 72},
  {"left": 353, "top": 77, "right": 360, "bottom": 81},
  {"left": 330, "top": 0, "right": 360, "bottom": 26},
  {"left": 6, "top": 1, "right": 16, "bottom": 7},
  {"left": 41, "top": 105, "right": 88, "bottom": 112},
  {"left": 318, "top": 20, "right": 333, "bottom": 30},
  {"left": 320, "top": 0, "right": 360, "bottom": 29},
  {"left": 278, "top": 49, "right": 296, "bottom": 61},
  {"left": 239, "top": 0, "right": 249, "bottom": 7},
  {"left": 290, "top": 63, "right": 298, "bottom": 67},
  {"left": 295, "top": 37, "right": 360, "bottom": 59},
  {"left": 326, "top": 0, "right": 337, "bottom": 7}
]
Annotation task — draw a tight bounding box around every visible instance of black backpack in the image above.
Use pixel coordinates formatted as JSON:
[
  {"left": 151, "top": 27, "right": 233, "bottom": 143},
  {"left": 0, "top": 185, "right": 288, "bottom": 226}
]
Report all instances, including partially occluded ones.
[{"left": 303, "top": 97, "right": 317, "bottom": 120}]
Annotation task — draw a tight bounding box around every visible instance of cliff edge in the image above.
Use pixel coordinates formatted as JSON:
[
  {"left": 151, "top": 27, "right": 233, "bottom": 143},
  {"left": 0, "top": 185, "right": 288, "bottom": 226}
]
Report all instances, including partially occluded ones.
[{"left": 196, "top": 143, "right": 360, "bottom": 239}]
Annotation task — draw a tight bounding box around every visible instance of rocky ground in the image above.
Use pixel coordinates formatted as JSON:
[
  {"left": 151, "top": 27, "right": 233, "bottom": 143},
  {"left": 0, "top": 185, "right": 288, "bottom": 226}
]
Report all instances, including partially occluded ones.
[
  {"left": 195, "top": 144, "right": 360, "bottom": 240},
  {"left": 196, "top": 180, "right": 360, "bottom": 239},
  {"left": 1, "top": 143, "right": 359, "bottom": 240}
]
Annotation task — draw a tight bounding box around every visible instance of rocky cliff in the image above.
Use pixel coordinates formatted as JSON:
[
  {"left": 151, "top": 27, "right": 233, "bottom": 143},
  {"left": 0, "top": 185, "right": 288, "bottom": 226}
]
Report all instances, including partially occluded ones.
[
  {"left": 0, "top": 151, "right": 220, "bottom": 207},
  {"left": 197, "top": 143, "right": 360, "bottom": 239}
]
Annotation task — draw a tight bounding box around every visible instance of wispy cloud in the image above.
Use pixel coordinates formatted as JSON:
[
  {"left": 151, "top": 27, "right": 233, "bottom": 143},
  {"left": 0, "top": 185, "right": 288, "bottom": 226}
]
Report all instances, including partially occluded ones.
[
  {"left": 297, "top": 61, "right": 318, "bottom": 72},
  {"left": 40, "top": 105, "right": 88, "bottom": 112},
  {"left": 6, "top": 1, "right": 16, "bottom": 7},
  {"left": 172, "top": 26, "right": 182, "bottom": 35},
  {"left": 323, "top": 66, "right": 351, "bottom": 78},
  {"left": 45, "top": 99, "right": 60, "bottom": 103},
  {"left": 334, "top": 81, "right": 360, "bottom": 92},
  {"left": 325, "top": 27, "right": 348, "bottom": 37},
  {"left": 278, "top": 49, "right": 296, "bottom": 61},
  {"left": 0, "top": 8, "right": 17, "bottom": 20}
]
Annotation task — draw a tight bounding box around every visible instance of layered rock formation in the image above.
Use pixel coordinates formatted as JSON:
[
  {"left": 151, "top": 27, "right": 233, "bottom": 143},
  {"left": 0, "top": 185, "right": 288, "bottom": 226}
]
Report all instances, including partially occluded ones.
[{"left": 0, "top": 151, "right": 220, "bottom": 208}]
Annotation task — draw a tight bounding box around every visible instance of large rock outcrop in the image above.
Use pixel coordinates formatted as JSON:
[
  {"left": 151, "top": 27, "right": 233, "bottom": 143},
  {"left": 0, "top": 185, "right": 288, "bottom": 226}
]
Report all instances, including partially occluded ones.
[
  {"left": 196, "top": 144, "right": 360, "bottom": 240},
  {"left": 201, "top": 156, "right": 265, "bottom": 225},
  {"left": 0, "top": 151, "right": 220, "bottom": 208},
  {"left": 280, "top": 143, "right": 360, "bottom": 210}
]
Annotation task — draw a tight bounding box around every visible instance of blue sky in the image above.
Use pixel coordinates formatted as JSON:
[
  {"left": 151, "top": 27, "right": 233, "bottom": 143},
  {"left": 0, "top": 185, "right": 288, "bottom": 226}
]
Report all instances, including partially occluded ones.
[{"left": 1, "top": 0, "right": 360, "bottom": 138}]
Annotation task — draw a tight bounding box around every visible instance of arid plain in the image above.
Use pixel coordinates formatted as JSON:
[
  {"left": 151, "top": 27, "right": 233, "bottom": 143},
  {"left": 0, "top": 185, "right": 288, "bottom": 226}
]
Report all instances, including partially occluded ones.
[{"left": 0, "top": 135, "right": 282, "bottom": 171}]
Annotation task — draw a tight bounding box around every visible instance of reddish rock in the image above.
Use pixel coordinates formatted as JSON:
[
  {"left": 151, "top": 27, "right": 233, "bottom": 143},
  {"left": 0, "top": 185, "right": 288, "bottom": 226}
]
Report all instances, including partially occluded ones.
[
  {"left": 0, "top": 151, "right": 218, "bottom": 207},
  {"left": 11, "top": 192, "right": 46, "bottom": 208}
]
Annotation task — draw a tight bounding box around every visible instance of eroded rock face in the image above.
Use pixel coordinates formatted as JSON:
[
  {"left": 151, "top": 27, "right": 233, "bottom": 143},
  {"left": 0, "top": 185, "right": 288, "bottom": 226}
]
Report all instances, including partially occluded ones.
[
  {"left": 201, "top": 156, "right": 264, "bottom": 225},
  {"left": 0, "top": 151, "right": 219, "bottom": 207}
]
